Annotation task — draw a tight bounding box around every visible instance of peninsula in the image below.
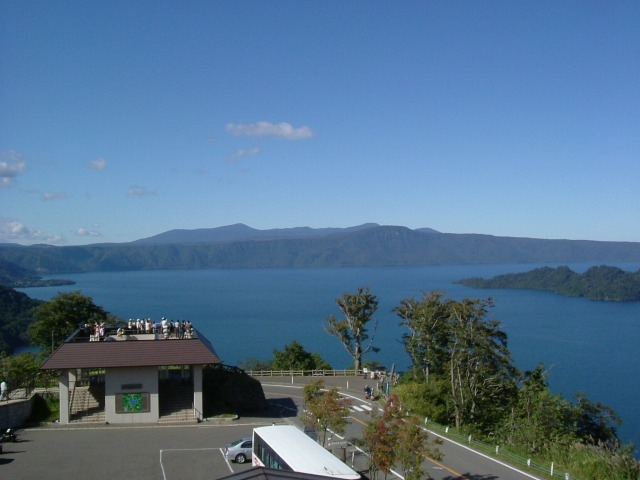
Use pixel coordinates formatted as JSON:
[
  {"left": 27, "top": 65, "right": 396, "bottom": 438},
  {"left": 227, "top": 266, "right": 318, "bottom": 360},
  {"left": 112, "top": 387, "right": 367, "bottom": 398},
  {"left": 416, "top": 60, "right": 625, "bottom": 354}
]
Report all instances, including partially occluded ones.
[{"left": 457, "top": 265, "right": 640, "bottom": 301}]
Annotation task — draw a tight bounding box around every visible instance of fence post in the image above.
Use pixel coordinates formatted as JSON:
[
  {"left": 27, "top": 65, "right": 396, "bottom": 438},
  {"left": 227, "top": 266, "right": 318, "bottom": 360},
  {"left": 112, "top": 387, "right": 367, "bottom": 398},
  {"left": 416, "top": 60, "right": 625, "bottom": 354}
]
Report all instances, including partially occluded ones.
[{"left": 550, "top": 462, "right": 554, "bottom": 476}]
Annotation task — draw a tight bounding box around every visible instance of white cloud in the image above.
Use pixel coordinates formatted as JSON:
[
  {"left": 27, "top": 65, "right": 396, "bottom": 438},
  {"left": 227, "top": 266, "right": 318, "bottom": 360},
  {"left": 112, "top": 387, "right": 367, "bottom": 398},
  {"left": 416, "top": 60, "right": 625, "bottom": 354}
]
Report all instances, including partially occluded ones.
[
  {"left": 225, "top": 121, "right": 314, "bottom": 139},
  {"left": 226, "top": 146, "right": 261, "bottom": 163},
  {"left": 0, "top": 218, "right": 64, "bottom": 244},
  {"left": 126, "top": 185, "right": 156, "bottom": 197},
  {"left": 42, "top": 192, "right": 69, "bottom": 201},
  {"left": 89, "top": 158, "right": 107, "bottom": 170},
  {"left": 0, "top": 151, "right": 26, "bottom": 187},
  {"left": 76, "top": 227, "right": 102, "bottom": 238}
]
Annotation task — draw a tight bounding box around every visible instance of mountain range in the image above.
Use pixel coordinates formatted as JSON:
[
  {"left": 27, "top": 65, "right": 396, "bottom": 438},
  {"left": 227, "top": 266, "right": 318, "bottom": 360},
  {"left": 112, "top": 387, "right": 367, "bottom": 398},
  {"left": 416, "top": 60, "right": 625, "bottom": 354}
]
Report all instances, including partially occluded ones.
[{"left": 1, "top": 223, "right": 640, "bottom": 275}]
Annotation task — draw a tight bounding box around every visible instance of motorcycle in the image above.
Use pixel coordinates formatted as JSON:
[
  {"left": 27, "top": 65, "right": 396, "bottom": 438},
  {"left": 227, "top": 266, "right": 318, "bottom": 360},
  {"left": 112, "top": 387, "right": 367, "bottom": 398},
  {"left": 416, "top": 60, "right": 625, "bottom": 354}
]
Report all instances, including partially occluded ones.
[
  {"left": 364, "top": 386, "right": 373, "bottom": 400},
  {"left": 1, "top": 428, "right": 17, "bottom": 443}
]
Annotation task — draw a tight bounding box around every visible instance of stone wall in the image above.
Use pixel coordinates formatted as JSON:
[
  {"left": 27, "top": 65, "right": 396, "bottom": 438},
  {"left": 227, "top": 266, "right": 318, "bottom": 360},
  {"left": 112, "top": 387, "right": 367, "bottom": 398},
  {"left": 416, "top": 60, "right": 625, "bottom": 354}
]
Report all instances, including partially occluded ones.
[{"left": 0, "top": 398, "right": 33, "bottom": 428}]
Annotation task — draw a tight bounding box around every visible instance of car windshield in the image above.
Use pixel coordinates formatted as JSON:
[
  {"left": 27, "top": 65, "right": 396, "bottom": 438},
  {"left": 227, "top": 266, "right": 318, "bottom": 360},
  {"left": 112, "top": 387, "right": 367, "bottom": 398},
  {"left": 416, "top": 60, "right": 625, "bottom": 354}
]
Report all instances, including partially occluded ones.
[{"left": 229, "top": 438, "right": 245, "bottom": 447}]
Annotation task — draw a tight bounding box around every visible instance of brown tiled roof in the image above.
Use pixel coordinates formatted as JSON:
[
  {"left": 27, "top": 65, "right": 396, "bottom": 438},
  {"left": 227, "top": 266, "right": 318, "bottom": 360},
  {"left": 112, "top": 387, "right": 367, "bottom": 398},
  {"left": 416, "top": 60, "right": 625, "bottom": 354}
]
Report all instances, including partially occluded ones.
[
  {"left": 217, "top": 467, "right": 351, "bottom": 480},
  {"left": 40, "top": 336, "right": 221, "bottom": 370}
]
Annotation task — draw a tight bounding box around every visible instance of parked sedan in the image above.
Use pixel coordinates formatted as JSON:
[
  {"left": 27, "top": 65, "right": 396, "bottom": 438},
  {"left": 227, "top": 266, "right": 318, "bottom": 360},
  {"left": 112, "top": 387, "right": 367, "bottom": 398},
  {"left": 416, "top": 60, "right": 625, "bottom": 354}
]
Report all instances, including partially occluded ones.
[{"left": 224, "top": 437, "right": 252, "bottom": 464}]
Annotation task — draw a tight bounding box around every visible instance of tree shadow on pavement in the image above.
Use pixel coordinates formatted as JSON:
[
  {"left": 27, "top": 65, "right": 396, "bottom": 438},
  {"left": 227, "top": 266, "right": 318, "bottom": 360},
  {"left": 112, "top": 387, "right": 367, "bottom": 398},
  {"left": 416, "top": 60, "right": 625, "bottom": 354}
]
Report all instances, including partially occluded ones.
[
  {"left": 264, "top": 397, "right": 298, "bottom": 418},
  {"left": 442, "top": 474, "right": 498, "bottom": 480}
]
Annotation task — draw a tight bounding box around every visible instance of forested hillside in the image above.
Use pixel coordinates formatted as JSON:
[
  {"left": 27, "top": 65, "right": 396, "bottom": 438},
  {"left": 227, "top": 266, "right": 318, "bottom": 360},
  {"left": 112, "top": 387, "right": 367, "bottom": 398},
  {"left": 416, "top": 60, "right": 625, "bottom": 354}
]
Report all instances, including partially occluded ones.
[
  {"left": 2, "top": 225, "right": 640, "bottom": 274},
  {"left": 0, "top": 258, "right": 74, "bottom": 287},
  {"left": 0, "top": 285, "right": 42, "bottom": 354},
  {"left": 458, "top": 265, "right": 640, "bottom": 301}
]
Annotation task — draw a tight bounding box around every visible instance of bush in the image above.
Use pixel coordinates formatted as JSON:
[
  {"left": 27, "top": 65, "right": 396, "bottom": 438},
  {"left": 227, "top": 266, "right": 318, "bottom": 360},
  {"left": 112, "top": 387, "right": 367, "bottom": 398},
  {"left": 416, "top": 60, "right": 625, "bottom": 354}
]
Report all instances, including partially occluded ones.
[
  {"left": 27, "top": 393, "right": 58, "bottom": 424},
  {"left": 202, "top": 365, "right": 267, "bottom": 416}
]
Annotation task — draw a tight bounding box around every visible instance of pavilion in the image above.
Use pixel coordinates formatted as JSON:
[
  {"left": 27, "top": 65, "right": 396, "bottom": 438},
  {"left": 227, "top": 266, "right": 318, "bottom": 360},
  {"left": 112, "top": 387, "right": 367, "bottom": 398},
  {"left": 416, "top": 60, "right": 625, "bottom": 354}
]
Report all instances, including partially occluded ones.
[{"left": 39, "top": 325, "right": 221, "bottom": 424}]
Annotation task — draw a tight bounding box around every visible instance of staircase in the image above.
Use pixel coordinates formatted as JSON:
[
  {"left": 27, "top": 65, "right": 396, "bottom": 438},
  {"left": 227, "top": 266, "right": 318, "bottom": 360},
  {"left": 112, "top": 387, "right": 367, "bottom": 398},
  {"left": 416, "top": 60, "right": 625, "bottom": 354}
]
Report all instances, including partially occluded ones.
[
  {"left": 158, "top": 381, "right": 195, "bottom": 424},
  {"left": 68, "top": 381, "right": 195, "bottom": 424},
  {"left": 70, "top": 384, "right": 105, "bottom": 423}
]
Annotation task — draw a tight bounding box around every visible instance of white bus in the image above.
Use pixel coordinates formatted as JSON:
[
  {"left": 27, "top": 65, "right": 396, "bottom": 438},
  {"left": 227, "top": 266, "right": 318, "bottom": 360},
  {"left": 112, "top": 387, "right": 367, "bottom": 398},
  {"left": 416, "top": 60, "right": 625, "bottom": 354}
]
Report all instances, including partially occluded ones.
[{"left": 252, "top": 425, "right": 360, "bottom": 480}]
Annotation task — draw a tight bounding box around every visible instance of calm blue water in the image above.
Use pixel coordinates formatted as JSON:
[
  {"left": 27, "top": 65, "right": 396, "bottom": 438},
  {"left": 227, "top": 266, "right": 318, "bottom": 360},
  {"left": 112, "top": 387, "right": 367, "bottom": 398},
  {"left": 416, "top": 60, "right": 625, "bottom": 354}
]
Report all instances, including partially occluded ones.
[{"left": 19, "top": 264, "right": 640, "bottom": 451}]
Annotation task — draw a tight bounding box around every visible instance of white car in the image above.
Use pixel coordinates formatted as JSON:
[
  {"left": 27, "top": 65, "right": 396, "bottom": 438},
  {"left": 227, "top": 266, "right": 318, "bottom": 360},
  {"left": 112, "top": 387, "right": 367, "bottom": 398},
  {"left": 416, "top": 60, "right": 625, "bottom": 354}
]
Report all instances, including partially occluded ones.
[{"left": 224, "top": 437, "right": 252, "bottom": 464}]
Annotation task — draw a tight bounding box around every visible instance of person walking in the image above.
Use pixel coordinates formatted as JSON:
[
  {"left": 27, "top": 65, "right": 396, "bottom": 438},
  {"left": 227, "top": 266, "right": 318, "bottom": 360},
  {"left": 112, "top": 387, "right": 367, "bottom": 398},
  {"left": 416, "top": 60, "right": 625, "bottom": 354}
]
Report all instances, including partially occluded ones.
[{"left": 1, "top": 380, "right": 8, "bottom": 400}]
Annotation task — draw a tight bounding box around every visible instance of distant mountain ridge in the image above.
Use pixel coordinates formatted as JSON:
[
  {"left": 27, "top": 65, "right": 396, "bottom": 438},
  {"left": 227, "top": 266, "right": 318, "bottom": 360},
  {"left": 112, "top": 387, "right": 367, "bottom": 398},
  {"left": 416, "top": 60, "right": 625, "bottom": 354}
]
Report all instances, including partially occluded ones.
[
  {"left": 130, "top": 223, "right": 384, "bottom": 245},
  {"left": 1, "top": 224, "right": 639, "bottom": 274}
]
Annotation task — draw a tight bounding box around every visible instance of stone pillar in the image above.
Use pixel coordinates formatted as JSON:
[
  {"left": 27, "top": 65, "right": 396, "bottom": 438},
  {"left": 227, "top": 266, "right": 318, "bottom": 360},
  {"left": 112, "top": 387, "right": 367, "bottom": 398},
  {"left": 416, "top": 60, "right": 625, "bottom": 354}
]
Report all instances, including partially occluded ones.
[
  {"left": 59, "top": 370, "right": 70, "bottom": 424},
  {"left": 193, "top": 365, "right": 203, "bottom": 421}
]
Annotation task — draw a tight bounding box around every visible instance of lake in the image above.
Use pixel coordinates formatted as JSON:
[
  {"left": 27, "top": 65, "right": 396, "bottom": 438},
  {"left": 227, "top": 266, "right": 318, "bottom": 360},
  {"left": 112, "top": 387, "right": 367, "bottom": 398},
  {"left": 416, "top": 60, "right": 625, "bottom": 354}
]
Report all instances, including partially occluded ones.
[{"left": 19, "top": 263, "right": 640, "bottom": 452}]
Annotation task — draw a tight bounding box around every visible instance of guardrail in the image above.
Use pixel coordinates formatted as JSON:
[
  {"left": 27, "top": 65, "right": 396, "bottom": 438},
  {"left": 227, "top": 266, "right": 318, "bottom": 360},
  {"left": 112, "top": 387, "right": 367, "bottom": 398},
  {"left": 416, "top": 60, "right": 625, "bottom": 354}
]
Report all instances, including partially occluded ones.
[{"left": 424, "top": 420, "right": 580, "bottom": 480}]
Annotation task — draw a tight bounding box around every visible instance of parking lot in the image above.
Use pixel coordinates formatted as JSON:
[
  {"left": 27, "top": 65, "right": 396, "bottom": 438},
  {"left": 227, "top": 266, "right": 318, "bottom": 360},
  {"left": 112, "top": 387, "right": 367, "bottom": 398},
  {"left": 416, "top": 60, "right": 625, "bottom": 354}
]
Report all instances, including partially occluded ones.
[
  {"left": 0, "top": 377, "right": 379, "bottom": 480},
  {"left": 0, "top": 419, "right": 278, "bottom": 480}
]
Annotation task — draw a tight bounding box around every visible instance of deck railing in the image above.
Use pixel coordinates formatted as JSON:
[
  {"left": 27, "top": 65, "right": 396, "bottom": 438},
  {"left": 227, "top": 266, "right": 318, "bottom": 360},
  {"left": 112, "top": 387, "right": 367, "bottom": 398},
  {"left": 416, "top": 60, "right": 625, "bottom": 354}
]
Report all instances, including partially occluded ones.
[{"left": 246, "top": 369, "right": 361, "bottom": 377}]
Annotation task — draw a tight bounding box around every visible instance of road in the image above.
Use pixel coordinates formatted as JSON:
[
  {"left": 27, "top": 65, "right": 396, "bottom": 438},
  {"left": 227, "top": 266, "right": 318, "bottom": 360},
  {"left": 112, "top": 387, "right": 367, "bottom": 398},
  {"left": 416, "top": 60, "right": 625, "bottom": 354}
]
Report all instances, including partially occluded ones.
[{"left": 262, "top": 382, "right": 541, "bottom": 480}]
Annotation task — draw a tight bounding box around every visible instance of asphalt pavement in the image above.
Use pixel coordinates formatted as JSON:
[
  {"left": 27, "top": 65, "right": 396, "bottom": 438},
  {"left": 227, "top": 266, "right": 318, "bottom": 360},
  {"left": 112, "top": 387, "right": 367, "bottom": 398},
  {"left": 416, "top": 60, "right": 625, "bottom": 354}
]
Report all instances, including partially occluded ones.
[
  {"left": 0, "top": 375, "right": 379, "bottom": 480},
  {"left": 0, "top": 375, "right": 539, "bottom": 480}
]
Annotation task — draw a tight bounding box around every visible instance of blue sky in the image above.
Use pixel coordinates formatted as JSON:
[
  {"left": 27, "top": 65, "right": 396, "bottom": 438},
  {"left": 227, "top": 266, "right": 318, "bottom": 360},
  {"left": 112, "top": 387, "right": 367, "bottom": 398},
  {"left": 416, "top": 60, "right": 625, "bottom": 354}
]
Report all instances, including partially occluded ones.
[{"left": 1, "top": 1, "right": 639, "bottom": 245}]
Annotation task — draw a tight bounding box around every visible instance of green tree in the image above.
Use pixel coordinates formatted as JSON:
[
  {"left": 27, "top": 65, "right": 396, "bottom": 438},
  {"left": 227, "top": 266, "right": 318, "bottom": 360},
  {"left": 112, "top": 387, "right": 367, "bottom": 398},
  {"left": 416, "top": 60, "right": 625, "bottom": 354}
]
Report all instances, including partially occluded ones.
[
  {"left": 237, "top": 357, "right": 273, "bottom": 371},
  {"left": 1, "top": 351, "right": 42, "bottom": 394},
  {"left": 394, "top": 291, "right": 452, "bottom": 382},
  {"left": 325, "top": 287, "right": 379, "bottom": 372},
  {"left": 572, "top": 392, "right": 621, "bottom": 448},
  {"left": 498, "top": 364, "right": 574, "bottom": 453},
  {"left": 303, "top": 380, "right": 351, "bottom": 447},
  {"left": 28, "top": 291, "right": 108, "bottom": 353},
  {"left": 271, "top": 340, "right": 331, "bottom": 371},
  {"left": 446, "top": 298, "right": 516, "bottom": 431},
  {"left": 396, "top": 293, "right": 517, "bottom": 432}
]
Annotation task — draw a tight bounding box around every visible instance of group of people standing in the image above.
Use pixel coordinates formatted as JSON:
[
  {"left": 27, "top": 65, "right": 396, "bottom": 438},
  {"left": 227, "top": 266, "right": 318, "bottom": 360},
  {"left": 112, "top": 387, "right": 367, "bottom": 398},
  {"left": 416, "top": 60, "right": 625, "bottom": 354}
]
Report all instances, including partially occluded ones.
[
  {"left": 159, "top": 317, "right": 194, "bottom": 339},
  {"left": 126, "top": 318, "right": 155, "bottom": 334},
  {"left": 87, "top": 318, "right": 195, "bottom": 341}
]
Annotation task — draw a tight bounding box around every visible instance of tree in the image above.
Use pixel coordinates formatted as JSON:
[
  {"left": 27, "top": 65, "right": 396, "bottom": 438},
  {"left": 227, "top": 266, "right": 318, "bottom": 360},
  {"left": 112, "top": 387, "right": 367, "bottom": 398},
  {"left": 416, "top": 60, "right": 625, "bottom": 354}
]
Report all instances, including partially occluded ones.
[
  {"left": 498, "top": 364, "right": 574, "bottom": 453},
  {"left": 0, "top": 351, "right": 45, "bottom": 395},
  {"left": 572, "top": 392, "right": 621, "bottom": 448},
  {"left": 446, "top": 298, "right": 516, "bottom": 431},
  {"left": 394, "top": 291, "right": 452, "bottom": 382},
  {"left": 272, "top": 340, "right": 331, "bottom": 371},
  {"left": 362, "top": 394, "right": 442, "bottom": 480},
  {"left": 396, "top": 413, "right": 443, "bottom": 480},
  {"left": 396, "top": 292, "right": 517, "bottom": 432},
  {"left": 363, "top": 413, "right": 395, "bottom": 480},
  {"left": 303, "top": 380, "right": 351, "bottom": 447},
  {"left": 325, "top": 287, "right": 379, "bottom": 372},
  {"left": 28, "top": 291, "right": 108, "bottom": 353},
  {"left": 237, "top": 357, "right": 273, "bottom": 371}
]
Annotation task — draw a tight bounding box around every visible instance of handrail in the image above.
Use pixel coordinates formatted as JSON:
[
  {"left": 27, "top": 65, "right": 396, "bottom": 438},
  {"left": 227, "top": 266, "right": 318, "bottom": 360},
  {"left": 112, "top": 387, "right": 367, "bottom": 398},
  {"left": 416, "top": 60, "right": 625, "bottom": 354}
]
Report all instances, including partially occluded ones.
[
  {"left": 193, "top": 404, "right": 204, "bottom": 423},
  {"left": 246, "top": 369, "right": 362, "bottom": 377}
]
